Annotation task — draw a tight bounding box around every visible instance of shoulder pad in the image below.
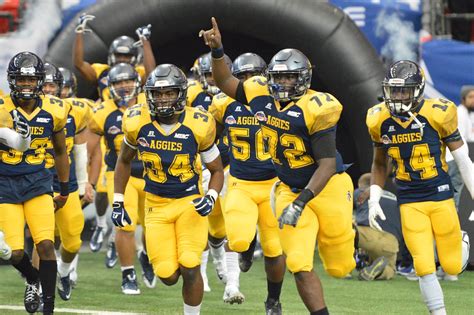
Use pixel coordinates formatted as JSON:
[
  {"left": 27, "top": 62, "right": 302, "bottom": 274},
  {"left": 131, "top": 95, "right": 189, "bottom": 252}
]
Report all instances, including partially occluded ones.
[
  {"left": 91, "top": 63, "right": 109, "bottom": 78},
  {"left": 303, "top": 92, "right": 342, "bottom": 135}
]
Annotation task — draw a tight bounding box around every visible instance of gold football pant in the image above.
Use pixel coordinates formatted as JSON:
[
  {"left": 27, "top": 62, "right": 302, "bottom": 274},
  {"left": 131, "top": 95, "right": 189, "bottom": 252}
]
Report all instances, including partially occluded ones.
[
  {"left": 54, "top": 190, "right": 84, "bottom": 253},
  {"left": 275, "top": 173, "right": 355, "bottom": 276},
  {"left": 106, "top": 171, "right": 146, "bottom": 232},
  {"left": 0, "top": 194, "right": 55, "bottom": 250},
  {"left": 224, "top": 175, "right": 282, "bottom": 257},
  {"left": 145, "top": 193, "right": 208, "bottom": 278},
  {"left": 400, "top": 198, "right": 461, "bottom": 276}
]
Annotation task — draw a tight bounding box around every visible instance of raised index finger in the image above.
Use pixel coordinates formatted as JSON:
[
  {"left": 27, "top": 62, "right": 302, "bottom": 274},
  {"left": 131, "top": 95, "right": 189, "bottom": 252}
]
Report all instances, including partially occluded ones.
[{"left": 211, "top": 17, "right": 219, "bottom": 32}]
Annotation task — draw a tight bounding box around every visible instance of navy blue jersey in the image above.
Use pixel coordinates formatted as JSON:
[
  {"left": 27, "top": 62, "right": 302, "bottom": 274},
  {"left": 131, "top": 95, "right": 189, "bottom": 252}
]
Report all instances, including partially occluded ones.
[
  {"left": 367, "top": 99, "right": 460, "bottom": 204},
  {"left": 187, "top": 80, "right": 230, "bottom": 167},
  {"left": 0, "top": 95, "right": 68, "bottom": 203},
  {"left": 123, "top": 104, "right": 216, "bottom": 198},
  {"left": 242, "top": 76, "right": 345, "bottom": 189},
  {"left": 210, "top": 93, "right": 276, "bottom": 181},
  {"left": 89, "top": 98, "right": 144, "bottom": 178}
]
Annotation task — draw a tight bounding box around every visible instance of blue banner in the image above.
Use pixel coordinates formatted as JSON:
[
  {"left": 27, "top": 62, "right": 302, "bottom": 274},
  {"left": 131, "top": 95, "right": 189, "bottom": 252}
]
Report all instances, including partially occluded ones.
[
  {"left": 421, "top": 39, "right": 474, "bottom": 104},
  {"left": 330, "top": 0, "right": 422, "bottom": 61}
]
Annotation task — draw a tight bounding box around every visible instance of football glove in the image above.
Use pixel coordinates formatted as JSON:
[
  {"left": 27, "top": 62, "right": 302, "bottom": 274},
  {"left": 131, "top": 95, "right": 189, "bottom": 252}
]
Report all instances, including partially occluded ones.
[
  {"left": 12, "top": 110, "right": 30, "bottom": 138},
  {"left": 278, "top": 188, "right": 314, "bottom": 229},
  {"left": 192, "top": 189, "right": 218, "bottom": 216},
  {"left": 368, "top": 185, "right": 386, "bottom": 232},
  {"left": 111, "top": 201, "right": 132, "bottom": 228},
  {"left": 136, "top": 24, "right": 152, "bottom": 41},
  {"left": 75, "top": 13, "right": 95, "bottom": 33}
]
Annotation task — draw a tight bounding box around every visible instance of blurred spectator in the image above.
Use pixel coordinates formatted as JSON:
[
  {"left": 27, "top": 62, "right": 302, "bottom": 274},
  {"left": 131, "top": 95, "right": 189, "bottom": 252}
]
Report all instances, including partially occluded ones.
[
  {"left": 447, "top": 0, "right": 474, "bottom": 42},
  {"left": 445, "top": 85, "right": 474, "bottom": 208},
  {"left": 353, "top": 174, "right": 411, "bottom": 280}
]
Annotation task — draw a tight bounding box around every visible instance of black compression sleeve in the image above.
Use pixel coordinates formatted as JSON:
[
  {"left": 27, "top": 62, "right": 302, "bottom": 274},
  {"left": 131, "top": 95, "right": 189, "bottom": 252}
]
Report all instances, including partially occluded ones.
[
  {"left": 310, "top": 131, "right": 336, "bottom": 160},
  {"left": 235, "top": 81, "right": 248, "bottom": 105}
]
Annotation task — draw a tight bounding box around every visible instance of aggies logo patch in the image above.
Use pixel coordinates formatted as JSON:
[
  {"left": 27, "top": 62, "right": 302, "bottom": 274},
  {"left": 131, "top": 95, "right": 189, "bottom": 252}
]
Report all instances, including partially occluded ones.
[
  {"left": 381, "top": 134, "right": 391, "bottom": 144},
  {"left": 107, "top": 126, "right": 121, "bottom": 135},
  {"left": 137, "top": 137, "right": 149, "bottom": 147},
  {"left": 225, "top": 115, "right": 236, "bottom": 125},
  {"left": 254, "top": 111, "right": 267, "bottom": 122}
]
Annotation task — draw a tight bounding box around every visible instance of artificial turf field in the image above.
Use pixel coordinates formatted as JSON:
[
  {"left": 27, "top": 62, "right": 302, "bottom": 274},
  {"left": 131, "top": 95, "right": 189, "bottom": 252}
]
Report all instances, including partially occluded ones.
[{"left": 0, "top": 251, "right": 472, "bottom": 314}]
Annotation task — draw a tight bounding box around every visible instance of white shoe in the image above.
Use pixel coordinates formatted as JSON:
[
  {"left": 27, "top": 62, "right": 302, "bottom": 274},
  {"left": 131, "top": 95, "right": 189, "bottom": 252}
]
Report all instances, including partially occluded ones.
[
  {"left": 436, "top": 266, "right": 458, "bottom": 281},
  {"left": 223, "top": 285, "right": 245, "bottom": 304},
  {"left": 0, "top": 231, "right": 12, "bottom": 260}
]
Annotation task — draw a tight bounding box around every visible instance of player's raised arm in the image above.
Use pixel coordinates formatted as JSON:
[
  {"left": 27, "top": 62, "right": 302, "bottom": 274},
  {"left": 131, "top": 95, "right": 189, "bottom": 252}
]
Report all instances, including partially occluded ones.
[
  {"left": 73, "top": 14, "right": 98, "bottom": 83},
  {"left": 136, "top": 24, "right": 156, "bottom": 78},
  {"left": 199, "top": 17, "right": 240, "bottom": 100}
]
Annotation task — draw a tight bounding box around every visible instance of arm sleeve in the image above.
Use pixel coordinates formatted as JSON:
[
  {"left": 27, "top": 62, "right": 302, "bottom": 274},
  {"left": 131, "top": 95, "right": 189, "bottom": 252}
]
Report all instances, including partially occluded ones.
[
  {"left": 310, "top": 128, "right": 336, "bottom": 160},
  {"left": 0, "top": 127, "right": 31, "bottom": 151},
  {"left": 235, "top": 81, "right": 247, "bottom": 105}
]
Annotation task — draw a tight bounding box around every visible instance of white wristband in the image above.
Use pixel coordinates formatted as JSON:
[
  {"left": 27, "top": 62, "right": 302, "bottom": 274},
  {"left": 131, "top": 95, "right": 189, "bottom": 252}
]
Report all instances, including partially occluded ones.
[
  {"left": 114, "top": 193, "right": 124, "bottom": 203},
  {"left": 369, "top": 185, "right": 383, "bottom": 203},
  {"left": 207, "top": 189, "right": 219, "bottom": 202}
]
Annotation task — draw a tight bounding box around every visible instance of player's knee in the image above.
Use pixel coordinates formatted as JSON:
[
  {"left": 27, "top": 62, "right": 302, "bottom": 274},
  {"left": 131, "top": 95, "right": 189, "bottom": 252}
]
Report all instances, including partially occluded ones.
[
  {"left": 413, "top": 258, "right": 436, "bottom": 276},
  {"left": 178, "top": 251, "right": 200, "bottom": 269},
  {"left": 62, "top": 240, "right": 82, "bottom": 254},
  {"left": 10, "top": 250, "right": 24, "bottom": 264},
  {"left": 261, "top": 239, "right": 282, "bottom": 258},
  {"left": 154, "top": 261, "right": 179, "bottom": 280},
  {"left": 325, "top": 258, "right": 356, "bottom": 278},
  {"left": 228, "top": 239, "right": 250, "bottom": 253},
  {"left": 440, "top": 259, "right": 462, "bottom": 276},
  {"left": 286, "top": 252, "right": 312, "bottom": 273},
  {"left": 159, "top": 272, "right": 180, "bottom": 286},
  {"left": 36, "top": 240, "right": 55, "bottom": 260}
]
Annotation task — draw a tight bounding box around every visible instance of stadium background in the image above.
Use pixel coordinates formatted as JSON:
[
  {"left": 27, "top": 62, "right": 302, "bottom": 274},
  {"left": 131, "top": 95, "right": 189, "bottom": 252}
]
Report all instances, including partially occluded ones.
[{"left": 0, "top": 0, "right": 473, "bottom": 314}]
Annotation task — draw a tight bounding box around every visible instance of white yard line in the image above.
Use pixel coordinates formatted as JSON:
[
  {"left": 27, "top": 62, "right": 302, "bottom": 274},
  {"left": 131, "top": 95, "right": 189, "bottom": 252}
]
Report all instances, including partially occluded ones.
[{"left": 0, "top": 305, "right": 146, "bottom": 315}]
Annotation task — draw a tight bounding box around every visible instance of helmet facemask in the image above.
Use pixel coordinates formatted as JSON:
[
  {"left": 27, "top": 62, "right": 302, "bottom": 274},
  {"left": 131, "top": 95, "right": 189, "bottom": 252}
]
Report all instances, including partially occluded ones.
[
  {"left": 382, "top": 78, "right": 424, "bottom": 117},
  {"left": 109, "top": 78, "right": 140, "bottom": 107},
  {"left": 146, "top": 87, "right": 186, "bottom": 118},
  {"left": 9, "top": 73, "right": 44, "bottom": 100},
  {"left": 267, "top": 68, "right": 311, "bottom": 102}
]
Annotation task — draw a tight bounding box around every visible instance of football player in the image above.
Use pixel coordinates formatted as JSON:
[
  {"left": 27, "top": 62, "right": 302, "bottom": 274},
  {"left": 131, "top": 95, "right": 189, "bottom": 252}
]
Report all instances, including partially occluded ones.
[
  {"left": 0, "top": 52, "right": 70, "bottom": 314},
  {"left": 189, "top": 52, "right": 241, "bottom": 299},
  {"left": 58, "top": 67, "right": 112, "bottom": 264},
  {"left": 113, "top": 64, "right": 224, "bottom": 315},
  {"left": 73, "top": 14, "right": 146, "bottom": 101},
  {"left": 88, "top": 63, "right": 154, "bottom": 294},
  {"left": 209, "top": 52, "right": 286, "bottom": 313},
  {"left": 200, "top": 18, "right": 356, "bottom": 314},
  {"left": 366, "top": 60, "right": 474, "bottom": 314},
  {"left": 39, "top": 63, "right": 92, "bottom": 300}
]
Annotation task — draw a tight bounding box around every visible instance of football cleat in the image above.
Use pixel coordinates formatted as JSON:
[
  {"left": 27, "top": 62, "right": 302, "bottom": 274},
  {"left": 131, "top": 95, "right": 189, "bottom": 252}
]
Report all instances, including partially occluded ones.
[
  {"left": 24, "top": 279, "right": 40, "bottom": 313},
  {"left": 0, "top": 230, "right": 12, "bottom": 260},
  {"left": 265, "top": 298, "right": 282, "bottom": 315},
  {"left": 223, "top": 285, "right": 245, "bottom": 304},
  {"left": 436, "top": 266, "right": 458, "bottom": 281},
  {"left": 105, "top": 242, "right": 118, "bottom": 268},
  {"left": 89, "top": 226, "right": 105, "bottom": 252},
  {"left": 121, "top": 269, "right": 140, "bottom": 295},
  {"left": 358, "top": 256, "right": 388, "bottom": 281},
  {"left": 57, "top": 272, "right": 72, "bottom": 301},
  {"left": 138, "top": 250, "right": 156, "bottom": 288}
]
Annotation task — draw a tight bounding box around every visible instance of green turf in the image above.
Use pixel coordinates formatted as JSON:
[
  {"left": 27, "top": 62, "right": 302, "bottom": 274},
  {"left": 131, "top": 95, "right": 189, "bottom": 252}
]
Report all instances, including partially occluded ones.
[{"left": 0, "top": 252, "right": 473, "bottom": 314}]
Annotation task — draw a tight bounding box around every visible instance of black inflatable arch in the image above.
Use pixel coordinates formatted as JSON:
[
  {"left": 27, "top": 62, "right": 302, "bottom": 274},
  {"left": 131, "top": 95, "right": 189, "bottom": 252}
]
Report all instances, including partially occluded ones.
[{"left": 46, "top": 0, "right": 385, "bottom": 181}]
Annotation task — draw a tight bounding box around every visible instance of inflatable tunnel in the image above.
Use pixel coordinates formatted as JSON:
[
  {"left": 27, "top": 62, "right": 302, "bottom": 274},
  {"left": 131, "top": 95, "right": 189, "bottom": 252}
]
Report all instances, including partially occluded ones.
[{"left": 46, "top": 0, "right": 385, "bottom": 181}]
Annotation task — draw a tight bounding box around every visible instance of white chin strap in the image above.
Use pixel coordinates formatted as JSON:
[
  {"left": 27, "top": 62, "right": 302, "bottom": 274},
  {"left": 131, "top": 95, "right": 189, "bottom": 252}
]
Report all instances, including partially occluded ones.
[{"left": 407, "top": 111, "right": 424, "bottom": 137}]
